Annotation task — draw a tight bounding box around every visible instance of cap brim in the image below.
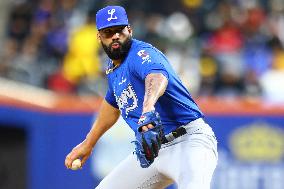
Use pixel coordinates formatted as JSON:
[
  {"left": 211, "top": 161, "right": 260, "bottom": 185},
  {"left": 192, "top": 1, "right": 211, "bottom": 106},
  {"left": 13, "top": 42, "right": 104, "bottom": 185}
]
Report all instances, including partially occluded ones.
[{"left": 98, "top": 23, "right": 128, "bottom": 30}]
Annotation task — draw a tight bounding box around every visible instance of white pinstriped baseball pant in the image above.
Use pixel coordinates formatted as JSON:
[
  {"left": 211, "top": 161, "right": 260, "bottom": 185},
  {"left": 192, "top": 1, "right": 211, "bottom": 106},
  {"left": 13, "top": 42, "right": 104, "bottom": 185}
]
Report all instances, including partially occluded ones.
[{"left": 95, "top": 118, "right": 218, "bottom": 189}]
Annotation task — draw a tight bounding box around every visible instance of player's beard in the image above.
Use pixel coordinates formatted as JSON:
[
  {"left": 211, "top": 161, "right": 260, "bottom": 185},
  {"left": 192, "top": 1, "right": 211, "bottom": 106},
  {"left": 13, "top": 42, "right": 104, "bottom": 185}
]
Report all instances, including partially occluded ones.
[{"left": 101, "top": 36, "right": 132, "bottom": 60}]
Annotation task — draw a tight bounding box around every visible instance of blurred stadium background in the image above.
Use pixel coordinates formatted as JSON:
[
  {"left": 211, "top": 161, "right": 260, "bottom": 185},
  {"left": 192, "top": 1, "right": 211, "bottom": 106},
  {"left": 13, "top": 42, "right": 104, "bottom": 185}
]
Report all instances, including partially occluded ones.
[{"left": 0, "top": 0, "right": 283, "bottom": 189}]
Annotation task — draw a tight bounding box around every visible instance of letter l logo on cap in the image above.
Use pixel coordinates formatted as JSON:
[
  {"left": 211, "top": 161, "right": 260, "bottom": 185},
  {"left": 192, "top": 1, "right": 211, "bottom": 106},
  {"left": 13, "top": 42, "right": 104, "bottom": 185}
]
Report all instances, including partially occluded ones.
[{"left": 107, "top": 9, "right": 118, "bottom": 21}]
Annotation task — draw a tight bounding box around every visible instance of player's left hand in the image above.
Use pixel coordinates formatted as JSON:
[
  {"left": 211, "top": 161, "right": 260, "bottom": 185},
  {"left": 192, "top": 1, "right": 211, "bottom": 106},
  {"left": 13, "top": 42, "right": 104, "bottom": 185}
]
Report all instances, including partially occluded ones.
[{"left": 132, "top": 111, "right": 164, "bottom": 168}]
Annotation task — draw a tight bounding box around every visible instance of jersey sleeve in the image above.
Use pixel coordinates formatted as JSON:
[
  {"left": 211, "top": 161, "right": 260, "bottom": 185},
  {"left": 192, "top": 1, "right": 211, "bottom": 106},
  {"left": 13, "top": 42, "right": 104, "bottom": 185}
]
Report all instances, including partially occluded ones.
[
  {"left": 130, "top": 47, "right": 169, "bottom": 80},
  {"left": 105, "top": 87, "right": 119, "bottom": 109}
]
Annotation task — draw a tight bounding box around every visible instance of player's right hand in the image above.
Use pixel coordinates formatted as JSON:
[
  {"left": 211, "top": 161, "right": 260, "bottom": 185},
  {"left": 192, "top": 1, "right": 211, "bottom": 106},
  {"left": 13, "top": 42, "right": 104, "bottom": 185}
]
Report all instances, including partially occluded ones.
[{"left": 65, "top": 140, "right": 93, "bottom": 169}]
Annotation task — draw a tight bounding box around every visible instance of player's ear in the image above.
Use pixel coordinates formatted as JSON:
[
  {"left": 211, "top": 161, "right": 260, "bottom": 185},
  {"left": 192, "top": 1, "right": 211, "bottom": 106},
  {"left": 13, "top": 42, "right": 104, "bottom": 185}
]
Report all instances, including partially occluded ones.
[
  {"left": 97, "top": 32, "right": 101, "bottom": 42},
  {"left": 127, "top": 25, "right": 133, "bottom": 36}
]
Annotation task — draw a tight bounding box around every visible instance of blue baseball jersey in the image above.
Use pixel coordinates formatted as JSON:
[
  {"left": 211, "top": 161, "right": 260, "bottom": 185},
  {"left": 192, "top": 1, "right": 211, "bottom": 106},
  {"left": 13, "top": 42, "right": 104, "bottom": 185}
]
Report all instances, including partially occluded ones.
[{"left": 105, "top": 39, "right": 203, "bottom": 135}]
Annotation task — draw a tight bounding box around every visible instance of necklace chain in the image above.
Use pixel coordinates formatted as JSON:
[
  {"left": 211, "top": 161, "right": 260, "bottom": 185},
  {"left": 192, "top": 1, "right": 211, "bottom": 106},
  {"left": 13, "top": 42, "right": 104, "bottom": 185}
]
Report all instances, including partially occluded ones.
[{"left": 106, "top": 63, "right": 119, "bottom": 74}]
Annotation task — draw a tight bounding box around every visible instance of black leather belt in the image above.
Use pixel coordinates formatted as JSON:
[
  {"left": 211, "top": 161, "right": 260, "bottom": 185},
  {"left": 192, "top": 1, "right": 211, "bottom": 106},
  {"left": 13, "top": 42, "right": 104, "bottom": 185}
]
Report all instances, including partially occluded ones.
[{"left": 161, "top": 126, "right": 187, "bottom": 144}]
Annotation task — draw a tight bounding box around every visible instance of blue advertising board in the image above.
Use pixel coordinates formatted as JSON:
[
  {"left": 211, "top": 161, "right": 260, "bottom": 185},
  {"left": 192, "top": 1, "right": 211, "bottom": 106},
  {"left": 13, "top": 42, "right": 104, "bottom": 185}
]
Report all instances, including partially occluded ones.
[{"left": 208, "top": 116, "right": 284, "bottom": 189}]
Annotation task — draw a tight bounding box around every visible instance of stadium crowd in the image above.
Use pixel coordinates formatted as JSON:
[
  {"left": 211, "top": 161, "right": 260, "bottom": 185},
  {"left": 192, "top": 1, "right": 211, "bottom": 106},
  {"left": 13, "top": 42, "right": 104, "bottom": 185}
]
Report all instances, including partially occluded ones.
[{"left": 0, "top": 0, "right": 283, "bottom": 102}]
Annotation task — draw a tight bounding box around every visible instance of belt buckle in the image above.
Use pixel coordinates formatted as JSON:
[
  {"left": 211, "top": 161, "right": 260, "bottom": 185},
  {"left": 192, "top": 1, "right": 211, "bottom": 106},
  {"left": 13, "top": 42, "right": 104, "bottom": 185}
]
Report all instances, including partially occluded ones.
[{"left": 173, "top": 126, "right": 187, "bottom": 137}]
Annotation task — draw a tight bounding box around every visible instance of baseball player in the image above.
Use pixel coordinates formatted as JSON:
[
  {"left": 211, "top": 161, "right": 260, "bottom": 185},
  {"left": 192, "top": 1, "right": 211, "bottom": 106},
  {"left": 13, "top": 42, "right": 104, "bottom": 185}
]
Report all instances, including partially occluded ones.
[{"left": 65, "top": 5, "right": 218, "bottom": 189}]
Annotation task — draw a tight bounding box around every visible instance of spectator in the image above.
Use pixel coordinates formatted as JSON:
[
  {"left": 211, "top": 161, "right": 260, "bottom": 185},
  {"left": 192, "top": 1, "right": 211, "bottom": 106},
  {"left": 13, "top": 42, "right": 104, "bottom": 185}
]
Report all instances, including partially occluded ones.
[{"left": 47, "top": 11, "right": 105, "bottom": 95}]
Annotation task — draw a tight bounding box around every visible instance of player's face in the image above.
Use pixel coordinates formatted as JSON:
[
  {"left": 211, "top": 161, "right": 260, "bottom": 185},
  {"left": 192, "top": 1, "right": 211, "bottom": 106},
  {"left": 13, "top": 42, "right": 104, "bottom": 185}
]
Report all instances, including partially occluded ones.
[{"left": 98, "top": 25, "right": 133, "bottom": 60}]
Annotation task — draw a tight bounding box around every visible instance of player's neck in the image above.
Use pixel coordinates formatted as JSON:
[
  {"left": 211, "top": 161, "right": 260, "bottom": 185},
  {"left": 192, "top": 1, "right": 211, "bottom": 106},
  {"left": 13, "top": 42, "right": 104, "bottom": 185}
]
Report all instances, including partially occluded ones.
[{"left": 112, "top": 59, "right": 122, "bottom": 66}]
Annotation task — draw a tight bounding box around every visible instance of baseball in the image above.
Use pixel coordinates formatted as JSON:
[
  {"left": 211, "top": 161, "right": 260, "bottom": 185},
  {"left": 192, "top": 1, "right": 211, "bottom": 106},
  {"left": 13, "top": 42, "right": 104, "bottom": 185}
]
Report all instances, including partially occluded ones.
[{"left": 71, "top": 159, "right": 82, "bottom": 170}]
